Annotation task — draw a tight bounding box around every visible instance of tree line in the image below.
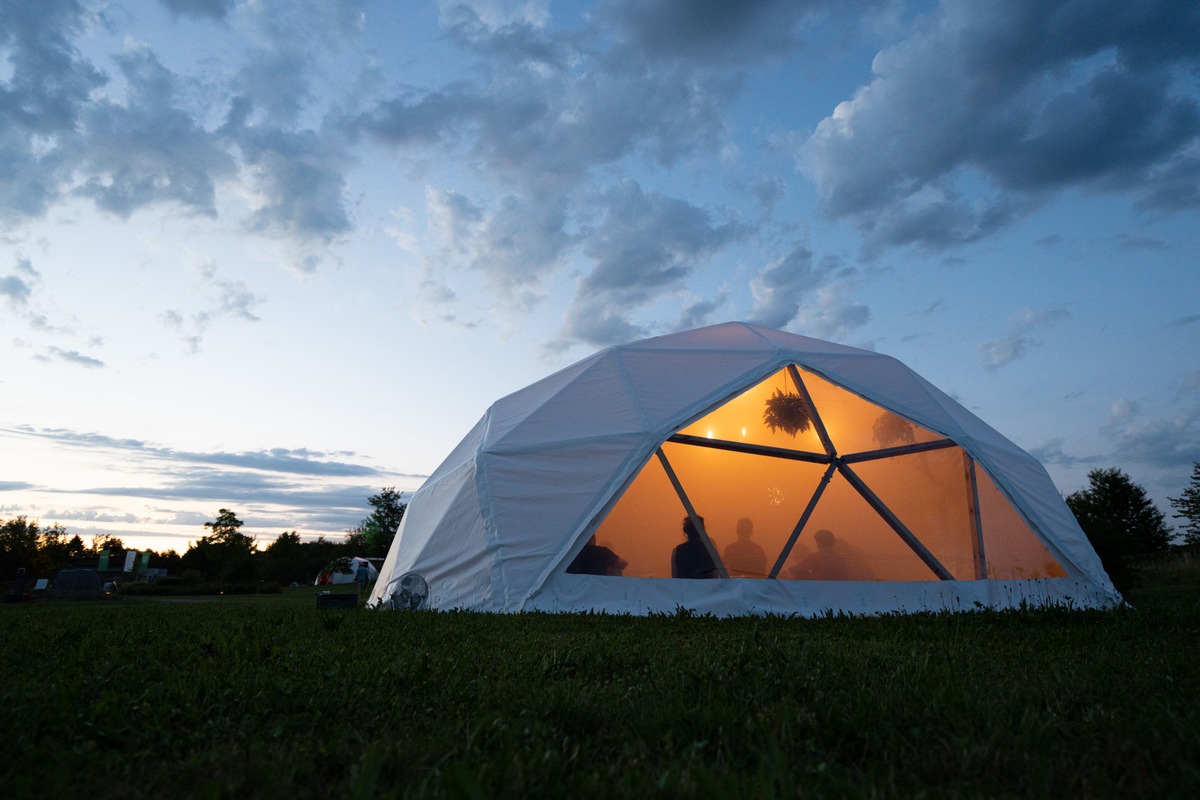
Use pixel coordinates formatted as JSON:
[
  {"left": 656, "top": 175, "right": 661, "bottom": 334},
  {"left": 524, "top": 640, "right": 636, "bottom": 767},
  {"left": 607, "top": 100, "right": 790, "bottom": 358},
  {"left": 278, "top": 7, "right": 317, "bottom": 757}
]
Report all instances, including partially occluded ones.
[
  {"left": 0, "top": 487, "right": 407, "bottom": 588},
  {"left": 4, "top": 466, "right": 1200, "bottom": 593}
]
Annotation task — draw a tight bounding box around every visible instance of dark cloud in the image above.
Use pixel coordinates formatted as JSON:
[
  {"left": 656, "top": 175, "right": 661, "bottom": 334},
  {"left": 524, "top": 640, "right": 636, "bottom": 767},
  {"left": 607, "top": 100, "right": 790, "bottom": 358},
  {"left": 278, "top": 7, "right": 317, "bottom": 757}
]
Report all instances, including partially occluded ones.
[
  {"left": 1027, "top": 438, "right": 1086, "bottom": 468},
  {"left": 672, "top": 289, "right": 730, "bottom": 332},
  {"left": 75, "top": 46, "right": 236, "bottom": 218},
  {"left": 8, "top": 425, "right": 407, "bottom": 479},
  {"left": 158, "top": 0, "right": 234, "bottom": 21},
  {"left": 0, "top": 0, "right": 105, "bottom": 223},
  {"left": 0, "top": 275, "right": 31, "bottom": 305},
  {"left": 803, "top": 0, "right": 1200, "bottom": 254},
  {"left": 601, "top": 0, "right": 834, "bottom": 65},
  {"left": 222, "top": 98, "right": 353, "bottom": 264},
  {"left": 747, "top": 244, "right": 820, "bottom": 329},
  {"left": 0, "top": 482, "right": 34, "bottom": 492},
  {"left": 1, "top": 1, "right": 354, "bottom": 269},
  {"left": 552, "top": 181, "right": 742, "bottom": 348},
  {"left": 1101, "top": 398, "right": 1200, "bottom": 471}
]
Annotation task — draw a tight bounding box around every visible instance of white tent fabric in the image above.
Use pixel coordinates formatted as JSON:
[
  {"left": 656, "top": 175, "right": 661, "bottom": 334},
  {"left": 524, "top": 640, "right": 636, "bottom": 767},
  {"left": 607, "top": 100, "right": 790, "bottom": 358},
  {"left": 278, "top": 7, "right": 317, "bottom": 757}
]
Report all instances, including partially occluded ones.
[
  {"left": 315, "top": 556, "right": 378, "bottom": 586},
  {"left": 371, "top": 322, "right": 1119, "bottom": 616}
]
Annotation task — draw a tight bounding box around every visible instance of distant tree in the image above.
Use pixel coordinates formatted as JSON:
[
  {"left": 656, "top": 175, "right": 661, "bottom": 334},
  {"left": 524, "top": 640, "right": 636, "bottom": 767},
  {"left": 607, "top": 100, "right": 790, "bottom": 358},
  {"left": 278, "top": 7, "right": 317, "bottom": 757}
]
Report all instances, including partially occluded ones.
[
  {"left": 182, "top": 509, "right": 258, "bottom": 583},
  {"left": 1168, "top": 462, "right": 1200, "bottom": 547},
  {"left": 1066, "top": 467, "right": 1173, "bottom": 592},
  {"left": 358, "top": 487, "right": 406, "bottom": 557},
  {"left": 37, "top": 523, "right": 77, "bottom": 573},
  {"left": 203, "top": 509, "right": 253, "bottom": 547},
  {"left": 343, "top": 525, "right": 367, "bottom": 552},
  {"left": 1, "top": 517, "right": 46, "bottom": 578},
  {"left": 89, "top": 533, "right": 126, "bottom": 554},
  {"left": 262, "top": 531, "right": 311, "bottom": 584}
]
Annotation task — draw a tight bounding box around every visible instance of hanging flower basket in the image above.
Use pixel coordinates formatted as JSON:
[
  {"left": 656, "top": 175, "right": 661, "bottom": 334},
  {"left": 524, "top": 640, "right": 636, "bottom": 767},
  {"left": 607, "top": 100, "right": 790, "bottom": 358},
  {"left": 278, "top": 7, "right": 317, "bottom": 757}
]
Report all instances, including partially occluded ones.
[{"left": 763, "top": 389, "right": 812, "bottom": 437}]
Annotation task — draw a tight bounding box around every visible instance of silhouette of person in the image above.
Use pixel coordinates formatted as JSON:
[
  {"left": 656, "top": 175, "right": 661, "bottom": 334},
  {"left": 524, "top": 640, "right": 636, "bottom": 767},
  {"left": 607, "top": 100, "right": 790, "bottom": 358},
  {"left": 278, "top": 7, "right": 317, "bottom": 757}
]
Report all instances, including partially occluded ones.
[
  {"left": 672, "top": 516, "right": 719, "bottom": 579},
  {"left": 566, "top": 535, "right": 628, "bottom": 576},
  {"left": 793, "top": 528, "right": 874, "bottom": 580},
  {"left": 723, "top": 518, "right": 767, "bottom": 578}
]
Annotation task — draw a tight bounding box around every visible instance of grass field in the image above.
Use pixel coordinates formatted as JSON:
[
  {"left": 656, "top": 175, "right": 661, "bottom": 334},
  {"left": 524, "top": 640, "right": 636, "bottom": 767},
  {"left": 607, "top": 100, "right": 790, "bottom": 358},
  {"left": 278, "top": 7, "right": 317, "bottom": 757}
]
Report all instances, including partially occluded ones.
[{"left": 2, "top": 571, "right": 1198, "bottom": 799}]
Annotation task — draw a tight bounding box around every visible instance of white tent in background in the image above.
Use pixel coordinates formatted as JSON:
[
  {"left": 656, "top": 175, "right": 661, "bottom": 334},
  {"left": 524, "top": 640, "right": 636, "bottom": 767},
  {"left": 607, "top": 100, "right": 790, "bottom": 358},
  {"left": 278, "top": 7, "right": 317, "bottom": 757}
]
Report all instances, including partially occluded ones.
[
  {"left": 315, "top": 556, "right": 378, "bottom": 586},
  {"left": 371, "top": 322, "right": 1120, "bottom": 616}
]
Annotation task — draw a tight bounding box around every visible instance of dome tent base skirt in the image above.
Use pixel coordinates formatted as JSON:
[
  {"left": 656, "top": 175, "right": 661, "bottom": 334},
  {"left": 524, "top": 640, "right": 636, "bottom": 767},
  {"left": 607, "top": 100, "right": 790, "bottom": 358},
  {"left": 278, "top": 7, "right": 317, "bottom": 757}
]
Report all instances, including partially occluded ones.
[{"left": 522, "top": 574, "right": 1121, "bottom": 617}]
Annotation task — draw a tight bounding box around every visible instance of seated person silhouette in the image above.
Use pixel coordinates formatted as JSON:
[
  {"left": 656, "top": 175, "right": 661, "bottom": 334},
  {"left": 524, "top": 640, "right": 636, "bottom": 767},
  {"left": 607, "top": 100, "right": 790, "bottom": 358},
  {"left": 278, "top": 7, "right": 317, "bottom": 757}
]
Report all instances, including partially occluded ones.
[
  {"left": 723, "top": 517, "right": 767, "bottom": 578},
  {"left": 566, "top": 535, "right": 627, "bottom": 576},
  {"left": 672, "top": 516, "right": 720, "bottom": 579},
  {"left": 792, "top": 528, "right": 874, "bottom": 581}
]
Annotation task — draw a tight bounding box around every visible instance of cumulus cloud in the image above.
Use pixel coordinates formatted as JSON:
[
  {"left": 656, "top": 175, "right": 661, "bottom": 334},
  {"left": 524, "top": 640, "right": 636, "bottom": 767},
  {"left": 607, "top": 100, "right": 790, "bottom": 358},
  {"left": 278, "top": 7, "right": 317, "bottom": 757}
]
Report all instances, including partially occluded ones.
[
  {"left": 1100, "top": 398, "right": 1200, "bottom": 471},
  {"left": 1, "top": 0, "right": 357, "bottom": 272},
  {"left": 75, "top": 44, "right": 236, "bottom": 218},
  {"left": 980, "top": 306, "right": 1070, "bottom": 370},
  {"left": 791, "top": 280, "right": 870, "bottom": 342},
  {"left": 802, "top": 0, "right": 1200, "bottom": 254},
  {"left": 747, "top": 245, "right": 820, "bottom": 329},
  {"left": 553, "top": 181, "right": 742, "bottom": 348}
]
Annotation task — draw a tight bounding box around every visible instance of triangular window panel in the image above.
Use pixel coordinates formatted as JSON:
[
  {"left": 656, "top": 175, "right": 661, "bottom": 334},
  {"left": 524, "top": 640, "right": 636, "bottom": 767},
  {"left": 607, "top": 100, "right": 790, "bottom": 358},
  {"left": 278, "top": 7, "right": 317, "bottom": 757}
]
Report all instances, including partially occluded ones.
[
  {"left": 849, "top": 447, "right": 980, "bottom": 580},
  {"left": 677, "top": 368, "right": 826, "bottom": 455},
  {"left": 778, "top": 470, "right": 940, "bottom": 582},
  {"left": 975, "top": 467, "right": 1068, "bottom": 579},
  {"left": 587, "top": 453, "right": 687, "bottom": 578},
  {"left": 659, "top": 441, "right": 830, "bottom": 578},
  {"left": 797, "top": 368, "right": 946, "bottom": 456}
]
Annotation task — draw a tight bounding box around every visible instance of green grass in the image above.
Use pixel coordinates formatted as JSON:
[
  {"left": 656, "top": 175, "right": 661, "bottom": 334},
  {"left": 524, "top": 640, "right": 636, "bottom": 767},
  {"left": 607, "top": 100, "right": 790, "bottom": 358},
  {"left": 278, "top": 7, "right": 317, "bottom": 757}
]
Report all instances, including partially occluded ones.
[{"left": 3, "top": 577, "right": 1199, "bottom": 799}]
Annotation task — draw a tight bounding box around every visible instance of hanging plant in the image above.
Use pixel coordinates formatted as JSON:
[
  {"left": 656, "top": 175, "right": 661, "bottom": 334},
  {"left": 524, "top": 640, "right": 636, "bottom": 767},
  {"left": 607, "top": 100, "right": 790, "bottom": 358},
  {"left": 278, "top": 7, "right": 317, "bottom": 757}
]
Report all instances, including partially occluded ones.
[
  {"left": 762, "top": 389, "right": 812, "bottom": 437},
  {"left": 873, "top": 413, "right": 916, "bottom": 446}
]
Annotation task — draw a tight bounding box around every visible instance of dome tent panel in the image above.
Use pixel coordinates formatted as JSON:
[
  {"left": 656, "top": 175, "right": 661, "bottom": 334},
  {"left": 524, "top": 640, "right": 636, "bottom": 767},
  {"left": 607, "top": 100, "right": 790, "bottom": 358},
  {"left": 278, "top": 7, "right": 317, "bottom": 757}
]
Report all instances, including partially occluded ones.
[
  {"left": 677, "top": 367, "right": 826, "bottom": 454},
  {"left": 616, "top": 348, "right": 780, "bottom": 433},
  {"left": 846, "top": 448, "right": 981, "bottom": 581},
  {"left": 587, "top": 452, "right": 687, "bottom": 579},
  {"left": 370, "top": 322, "right": 1120, "bottom": 616},
  {"left": 656, "top": 442, "right": 834, "bottom": 579},
  {"left": 490, "top": 350, "right": 648, "bottom": 449},
  {"left": 974, "top": 465, "right": 1067, "bottom": 579}
]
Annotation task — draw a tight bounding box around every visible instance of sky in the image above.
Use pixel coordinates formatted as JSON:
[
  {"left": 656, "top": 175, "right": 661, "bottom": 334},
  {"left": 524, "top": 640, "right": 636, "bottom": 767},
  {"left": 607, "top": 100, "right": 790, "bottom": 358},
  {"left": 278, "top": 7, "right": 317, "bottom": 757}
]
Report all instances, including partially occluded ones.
[{"left": 2, "top": 0, "right": 1198, "bottom": 554}]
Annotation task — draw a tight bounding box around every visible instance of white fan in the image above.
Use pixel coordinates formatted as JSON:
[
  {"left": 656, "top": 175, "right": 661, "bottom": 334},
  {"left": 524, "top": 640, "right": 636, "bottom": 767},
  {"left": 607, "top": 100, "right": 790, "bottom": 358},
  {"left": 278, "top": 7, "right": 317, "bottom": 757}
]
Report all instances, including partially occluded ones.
[{"left": 390, "top": 572, "right": 429, "bottom": 611}]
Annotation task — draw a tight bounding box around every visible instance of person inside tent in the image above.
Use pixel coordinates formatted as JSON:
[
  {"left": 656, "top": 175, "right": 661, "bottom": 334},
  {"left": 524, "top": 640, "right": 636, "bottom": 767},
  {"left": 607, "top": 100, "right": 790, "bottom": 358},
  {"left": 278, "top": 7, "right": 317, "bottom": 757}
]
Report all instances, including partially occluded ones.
[
  {"left": 791, "top": 528, "right": 875, "bottom": 581},
  {"left": 723, "top": 517, "right": 767, "bottom": 578},
  {"left": 566, "top": 535, "right": 628, "bottom": 576},
  {"left": 672, "top": 516, "right": 720, "bottom": 579}
]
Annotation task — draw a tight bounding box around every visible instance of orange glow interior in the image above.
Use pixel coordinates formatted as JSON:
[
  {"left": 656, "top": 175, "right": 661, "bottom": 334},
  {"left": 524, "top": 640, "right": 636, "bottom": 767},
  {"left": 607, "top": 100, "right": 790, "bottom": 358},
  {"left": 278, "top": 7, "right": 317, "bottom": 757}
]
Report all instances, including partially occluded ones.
[{"left": 572, "top": 366, "right": 1066, "bottom": 581}]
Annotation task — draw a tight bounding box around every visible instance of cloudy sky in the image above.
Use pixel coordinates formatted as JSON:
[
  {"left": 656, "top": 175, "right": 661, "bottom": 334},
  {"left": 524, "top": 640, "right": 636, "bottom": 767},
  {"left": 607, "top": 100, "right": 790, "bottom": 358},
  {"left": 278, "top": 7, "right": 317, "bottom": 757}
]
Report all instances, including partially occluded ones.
[{"left": 2, "top": 0, "right": 1198, "bottom": 553}]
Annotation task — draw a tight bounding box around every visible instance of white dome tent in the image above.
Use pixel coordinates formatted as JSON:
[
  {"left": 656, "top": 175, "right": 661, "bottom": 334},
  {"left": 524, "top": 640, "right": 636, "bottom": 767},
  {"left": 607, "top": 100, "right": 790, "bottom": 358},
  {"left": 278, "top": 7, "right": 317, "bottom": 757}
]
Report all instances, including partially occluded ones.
[{"left": 371, "top": 322, "right": 1119, "bottom": 616}]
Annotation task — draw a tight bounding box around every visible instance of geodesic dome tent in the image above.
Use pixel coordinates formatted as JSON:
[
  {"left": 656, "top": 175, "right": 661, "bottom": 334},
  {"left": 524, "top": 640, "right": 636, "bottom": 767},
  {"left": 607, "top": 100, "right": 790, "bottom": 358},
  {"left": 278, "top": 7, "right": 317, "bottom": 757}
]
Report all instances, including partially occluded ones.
[{"left": 371, "top": 322, "right": 1119, "bottom": 616}]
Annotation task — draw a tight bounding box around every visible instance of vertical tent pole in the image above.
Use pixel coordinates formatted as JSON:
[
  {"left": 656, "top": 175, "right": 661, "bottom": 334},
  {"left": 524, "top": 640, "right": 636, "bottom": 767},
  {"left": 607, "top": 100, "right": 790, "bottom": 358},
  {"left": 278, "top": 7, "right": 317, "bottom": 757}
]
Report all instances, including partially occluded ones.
[{"left": 963, "top": 452, "right": 987, "bottom": 579}]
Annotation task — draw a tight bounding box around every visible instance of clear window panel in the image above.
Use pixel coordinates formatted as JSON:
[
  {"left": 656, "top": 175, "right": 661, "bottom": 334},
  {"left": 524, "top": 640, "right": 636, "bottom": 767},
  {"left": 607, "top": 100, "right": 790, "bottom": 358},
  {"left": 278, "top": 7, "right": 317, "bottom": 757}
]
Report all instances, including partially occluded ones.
[
  {"left": 848, "top": 447, "right": 980, "bottom": 580},
  {"left": 797, "top": 368, "right": 946, "bottom": 456},
  {"left": 677, "top": 368, "right": 826, "bottom": 455},
  {"left": 660, "top": 442, "right": 831, "bottom": 578},
  {"left": 975, "top": 468, "right": 1067, "bottom": 579},
  {"left": 779, "top": 471, "right": 940, "bottom": 581},
  {"left": 588, "top": 453, "right": 689, "bottom": 578}
]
